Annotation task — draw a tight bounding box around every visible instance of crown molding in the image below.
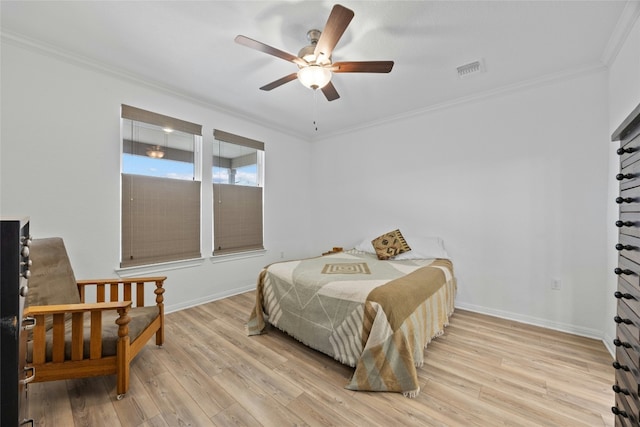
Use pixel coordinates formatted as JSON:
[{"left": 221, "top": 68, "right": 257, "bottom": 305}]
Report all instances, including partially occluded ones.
[
  {"left": 312, "top": 62, "right": 607, "bottom": 142},
  {"left": 601, "top": 0, "right": 640, "bottom": 66},
  {"left": 1, "top": 25, "right": 618, "bottom": 145},
  {"left": 0, "top": 30, "right": 310, "bottom": 142}
]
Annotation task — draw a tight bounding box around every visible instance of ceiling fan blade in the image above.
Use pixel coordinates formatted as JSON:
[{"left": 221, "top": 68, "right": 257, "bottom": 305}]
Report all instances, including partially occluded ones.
[
  {"left": 321, "top": 81, "right": 340, "bottom": 101},
  {"left": 260, "top": 73, "right": 298, "bottom": 91},
  {"left": 235, "top": 35, "right": 306, "bottom": 67},
  {"left": 332, "top": 61, "right": 394, "bottom": 73},
  {"left": 314, "top": 4, "right": 354, "bottom": 63}
]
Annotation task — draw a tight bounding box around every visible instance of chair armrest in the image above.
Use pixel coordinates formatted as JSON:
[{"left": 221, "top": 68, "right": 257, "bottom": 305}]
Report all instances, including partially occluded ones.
[
  {"left": 75, "top": 277, "right": 166, "bottom": 308},
  {"left": 24, "top": 301, "right": 133, "bottom": 364},
  {"left": 24, "top": 301, "right": 131, "bottom": 316},
  {"left": 76, "top": 277, "right": 167, "bottom": 286}
]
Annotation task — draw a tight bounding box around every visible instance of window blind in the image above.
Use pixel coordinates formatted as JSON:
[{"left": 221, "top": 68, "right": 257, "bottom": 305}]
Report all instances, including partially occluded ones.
[
  {"left": 121, "top": 174, "right": 201, "bottom": 267},
  {"left": 122, "top": 105, "right": 202, "bottom": 136},
  {"left": 213, "top": 129, "right": 264, "bottom": 150},
  {"left": 213, "top": 183, "right": 263, "bottom": 254},
  {"left": 212, "top": 129, "right": 264, "bottom": 255}
]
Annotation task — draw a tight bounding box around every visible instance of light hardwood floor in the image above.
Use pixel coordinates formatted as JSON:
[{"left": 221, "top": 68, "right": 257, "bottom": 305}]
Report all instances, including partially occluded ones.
[{"left": 28, "top": 291, "right": 615, "bottom": 426}]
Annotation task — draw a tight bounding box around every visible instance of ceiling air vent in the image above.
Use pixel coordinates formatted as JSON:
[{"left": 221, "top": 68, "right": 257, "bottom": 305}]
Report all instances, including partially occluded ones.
[{"left": 457, "top": 59, "right": 485, "bottom": 79}]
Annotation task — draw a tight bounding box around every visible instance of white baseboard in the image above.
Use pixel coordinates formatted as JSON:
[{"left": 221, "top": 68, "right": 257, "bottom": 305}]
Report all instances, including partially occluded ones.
[
  {"left": 164, "top": 288, "right": 614, "bottom": 358},
  {"left": 602, "top": 330, "right": 616, "bottom": 358},
  {"left": 164, "top": 284, "right": 255, "bottom": 314},
  {"left": 455, "top": 301, "right": 608, "bottom": 346}
]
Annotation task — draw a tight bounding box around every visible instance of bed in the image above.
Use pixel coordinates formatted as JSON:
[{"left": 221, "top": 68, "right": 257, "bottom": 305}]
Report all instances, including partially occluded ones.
[{"left": 247, "top": 230, "right": 456, "bottom": 397}]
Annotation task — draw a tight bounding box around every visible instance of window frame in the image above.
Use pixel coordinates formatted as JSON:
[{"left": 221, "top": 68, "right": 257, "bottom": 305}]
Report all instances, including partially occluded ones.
[
  {"left": 212, "top": 129, "right": 265, "bottom": 256},
  {"left": 119, "top": 105, "right": 203, "bottom": 268}
]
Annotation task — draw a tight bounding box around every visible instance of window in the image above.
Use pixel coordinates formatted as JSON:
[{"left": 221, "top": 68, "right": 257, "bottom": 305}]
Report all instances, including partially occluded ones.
[
  {"left": 121, "top": 105, "right": 202, "bottom": 268},
  {"left": 212, "top": 129, "right": 264, "bottom": 255}
]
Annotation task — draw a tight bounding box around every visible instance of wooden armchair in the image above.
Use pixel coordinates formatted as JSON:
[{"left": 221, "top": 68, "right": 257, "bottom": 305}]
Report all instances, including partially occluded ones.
[{"left": 24, "top": 237, "right": 165, "bottom": 399}]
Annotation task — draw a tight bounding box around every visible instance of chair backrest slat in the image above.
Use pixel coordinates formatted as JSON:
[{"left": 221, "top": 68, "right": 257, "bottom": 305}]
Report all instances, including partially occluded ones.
[
  {"left": 51, "top": 314, "right": 66, "bottom": 362},
  {"left": 136, "top": 283, "right": 145, "bottom": 307},
  {"left": 90, "top": 311, "right": 103, "bottom": 359},
  {"left": 71, "top": 312, "right": 84, "bottom": 361}
]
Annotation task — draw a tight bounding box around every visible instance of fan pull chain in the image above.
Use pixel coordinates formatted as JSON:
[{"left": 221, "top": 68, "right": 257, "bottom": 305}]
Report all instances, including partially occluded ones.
[{"left": 313, "top": 89, "right": 319, "bottom": 131}]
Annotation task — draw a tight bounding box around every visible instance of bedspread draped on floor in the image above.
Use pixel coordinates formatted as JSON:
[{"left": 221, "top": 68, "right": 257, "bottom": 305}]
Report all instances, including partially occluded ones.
[{"left": 247, "top": 251, "right": 456, "bottom": 397}]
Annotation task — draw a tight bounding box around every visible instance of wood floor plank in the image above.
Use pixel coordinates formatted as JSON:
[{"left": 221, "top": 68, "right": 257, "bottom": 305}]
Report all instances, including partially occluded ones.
[
  {"left": 67, "top": 377, "right": 121, "bottom": 426},
  {"left": 213, "top": 367, "right": 307, "bottom": 427},
  {"left": 211, "top": 402, "right": 262, "bottom": 427},
  {"left": 27, "top": 293, "right": 615, "bottom": 426},
  {"left": 355, "top": 385, "right": 463, "bottom": 427},
  {"left": 148, "top": 338, "right": 234, "bottom": 418},
  {"left": 446, "top": 321, "right": 599, "bottom": 372},
  {"left": 209, "top": 322, "right": 305, "bottom": 406},
  {"left": 421, "top": 352, "right": 554, "bottom": 426},
  {"left": 27, "top": 379, "right": 75, "bottom": 427},
  {"left": 106, "top": 367, "right": 162, "bottom": 426},
  {"left": 208, "top": 315, "right": 290, "bottom": 370},
  {"left": 138, "top": 369, "right": 215, "bottom": 426},
  {"left": 285, "top": 392, "right": 359, "bottom": 427},
  {"left": 426, "top": 340, "right": 550, "bottom": 396},
  {"left": 419, "top": 379, "right": 544, "bottom": 427},
  {"left": 207, "top": 296, "right": 256, "bottom": 329},
  {"left": 136, "top": 414, "right": 171, "bottom": 427},
  {"left": 478, "top": 382, "right": 604, "bottom": 426}
]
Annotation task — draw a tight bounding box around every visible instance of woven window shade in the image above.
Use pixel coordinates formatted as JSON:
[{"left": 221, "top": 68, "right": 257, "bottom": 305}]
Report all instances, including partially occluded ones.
[
  {"left": 213, "top": 183, "right": 263, "bottom": 255},
  {"left": 122, "top": 105, "right": 202, "bottom": 136},
  {"left": 213, "top": 129, "right": 264, "bottom": 150},
  {"left": 122, "top": 174, "right": 201, "bottom": 267}
]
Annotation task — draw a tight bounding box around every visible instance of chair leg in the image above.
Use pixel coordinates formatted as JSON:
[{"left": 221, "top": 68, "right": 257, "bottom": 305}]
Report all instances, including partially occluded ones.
[
  {"left": 116, "top": 308, "right": 131, "bottom": 399},
  {"left": 156, "top": 324, "right": 164, "bottom": 346},
  {"left": 154, "top": 282, "right": 165, "bottom": 348},
  {"left": 116, "top": 340, "right": 130, "bottom": 399}
]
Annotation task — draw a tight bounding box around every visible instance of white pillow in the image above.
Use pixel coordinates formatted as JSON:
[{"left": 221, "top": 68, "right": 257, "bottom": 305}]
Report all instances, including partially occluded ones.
[
  {"left": 353, "top": 238, "right": 376, "bottom": 253},
  {"left": 353, "top": 235, "right": 449, "bottom": 260},
  {"left": 393, "top": 236, "right": 449, "bottom": 260}
]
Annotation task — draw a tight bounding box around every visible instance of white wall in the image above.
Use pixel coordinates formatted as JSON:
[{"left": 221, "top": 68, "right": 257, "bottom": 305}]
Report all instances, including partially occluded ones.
[
  {"left": 310, "top": 70, "right": 610, "bottom": 338},
  {"left": 606, "top": 10, "right": 640, "bottom": 352},
  {"left": 3, "top": 14, "right": 637, "bottom": 342},
  {"left": 609, "top": 9, "right": 640, "bottom": 128},
  {"left": 0, "top": 41, "right": 312, "bottom": 312}
]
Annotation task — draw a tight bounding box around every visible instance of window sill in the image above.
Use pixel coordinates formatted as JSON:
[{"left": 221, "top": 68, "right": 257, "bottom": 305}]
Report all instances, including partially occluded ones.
[
  {"left": 209, "top": 249, "right": 266, "bottom": 263},
  {"left": 115, "top": 257, "right": 206, "bottom": 277}
]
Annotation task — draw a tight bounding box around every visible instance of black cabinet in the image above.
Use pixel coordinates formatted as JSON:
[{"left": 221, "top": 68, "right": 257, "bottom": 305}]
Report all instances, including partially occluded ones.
[
  {"left": 1, "top": 218, "right": 33, "bottom": 427},
  {"left": 612, "top": 104, "right": 640, "bottom": 426}
]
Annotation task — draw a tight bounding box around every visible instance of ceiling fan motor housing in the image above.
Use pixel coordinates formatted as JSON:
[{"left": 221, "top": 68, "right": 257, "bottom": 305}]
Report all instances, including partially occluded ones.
[
  {"left": 306, "top": 29, "right": 321, "bottom": 44},
  {"left": 298, "top": 29, "right": 328, "bottom": 65}
]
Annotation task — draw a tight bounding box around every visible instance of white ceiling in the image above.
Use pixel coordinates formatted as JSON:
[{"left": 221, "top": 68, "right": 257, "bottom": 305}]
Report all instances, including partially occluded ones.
[{"left": 0, "top": 1, "right": 633, "bottom": 140}]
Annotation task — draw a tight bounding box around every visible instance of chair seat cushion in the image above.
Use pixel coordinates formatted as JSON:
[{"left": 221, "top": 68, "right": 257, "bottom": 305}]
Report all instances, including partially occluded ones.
[
  {"left": 28, "top": 238, "right": 82, "bottom": 331},
  {"left": 27, "top": 306, "right": 159, "bottom": 362}
]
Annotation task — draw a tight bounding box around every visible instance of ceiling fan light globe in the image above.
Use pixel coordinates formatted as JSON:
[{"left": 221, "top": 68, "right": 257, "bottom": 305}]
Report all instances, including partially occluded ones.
[{"left": 297, "top": 66, "right": 331, "bottom": 90}]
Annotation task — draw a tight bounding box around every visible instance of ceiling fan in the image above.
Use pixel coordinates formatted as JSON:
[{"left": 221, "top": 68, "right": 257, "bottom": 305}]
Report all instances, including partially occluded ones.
[{"left": 235, "top": 4, "right": 394, "bottom": 101}]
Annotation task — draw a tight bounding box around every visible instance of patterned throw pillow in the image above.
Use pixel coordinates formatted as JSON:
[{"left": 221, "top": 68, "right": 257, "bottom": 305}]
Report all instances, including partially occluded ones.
[{"left": 371, "top": 229, "right": 411, "bottom": 260}]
